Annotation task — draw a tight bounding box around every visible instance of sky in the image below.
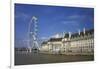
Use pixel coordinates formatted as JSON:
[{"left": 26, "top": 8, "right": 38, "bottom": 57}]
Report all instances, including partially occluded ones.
[{"left": 15, "top": 3, "right": 94, "bottom": 48}]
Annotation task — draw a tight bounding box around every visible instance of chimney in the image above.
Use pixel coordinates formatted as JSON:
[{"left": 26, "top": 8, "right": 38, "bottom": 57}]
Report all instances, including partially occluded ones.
[
  {"left": 83, "top": 28, "right": 85, "bottom": 35},
  {"left": 69, "top": 32, "right": 71, "bottom": 38},
  {"left": 78, "top": 29, "right": 80, "bottom": 35}
]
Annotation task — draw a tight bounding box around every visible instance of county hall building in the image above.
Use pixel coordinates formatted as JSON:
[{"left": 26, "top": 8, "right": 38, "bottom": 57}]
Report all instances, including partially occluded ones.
[{"left": 40, "top": 28, "right": 94, "bottom": 55}]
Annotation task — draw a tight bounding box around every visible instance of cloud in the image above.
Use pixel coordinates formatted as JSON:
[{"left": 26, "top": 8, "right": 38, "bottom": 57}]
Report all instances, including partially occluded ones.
[
  {"left": 67, "top": 15, "right": 85, "bottom": 19},
  {"left": 51, "top": 33, "right": 63, "bottom": 38},
  {"left": 62, "top": 20, "right": 80, "bottom": 27},
  {"left": 51, "top": 34, "right": 60, "bottom": 38},
  {"left": 61, "top": 21, "right": 80, "bottom": 33},
  {"left": 15, "top": 12, "right": 30, "bottom": 21},
  {"left": 40, "top": 37, "right": 49, "bottom": 40},
  {"left": 62, "top": 20, "right": 77, "bottom": 24},
  {"left": 61, "top": 14, "right": 88, "bottom": 27}
]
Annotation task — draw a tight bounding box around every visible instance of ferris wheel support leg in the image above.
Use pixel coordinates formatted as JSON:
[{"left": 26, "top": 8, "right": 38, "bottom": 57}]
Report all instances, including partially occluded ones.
[{"left": 28, "top": 48, "right": 32, "bottom": 53}]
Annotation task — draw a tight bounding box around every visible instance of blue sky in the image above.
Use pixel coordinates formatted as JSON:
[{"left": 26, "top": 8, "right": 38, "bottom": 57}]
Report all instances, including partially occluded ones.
[{"left": 15, "top": 3, "right": 94, "bottom": 47}]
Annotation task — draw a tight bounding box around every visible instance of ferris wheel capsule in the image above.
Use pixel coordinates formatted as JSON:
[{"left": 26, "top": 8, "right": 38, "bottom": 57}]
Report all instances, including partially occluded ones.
[
  {"left": 27, "top": 16, "right": 39, "bottom": 52},
  {"left": 32, "top": 16, "right": 37, "bottom": 21}
]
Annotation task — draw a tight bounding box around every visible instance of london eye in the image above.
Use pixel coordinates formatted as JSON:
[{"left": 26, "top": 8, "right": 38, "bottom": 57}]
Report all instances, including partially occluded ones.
[{"left": 28, "top": 16, "right": 39, "bottom": 53}]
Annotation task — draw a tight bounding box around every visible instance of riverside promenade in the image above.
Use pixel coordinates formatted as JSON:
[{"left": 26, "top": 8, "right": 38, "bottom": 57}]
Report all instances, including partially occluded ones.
[{"left": 15, "top": 51, "right": 94, "bottom": 65}]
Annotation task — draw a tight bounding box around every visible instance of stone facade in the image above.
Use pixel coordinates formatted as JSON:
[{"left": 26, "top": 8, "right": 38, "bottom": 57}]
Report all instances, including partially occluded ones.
[{"left": 40, "top": 29, "right": 94, "bottom": 55}]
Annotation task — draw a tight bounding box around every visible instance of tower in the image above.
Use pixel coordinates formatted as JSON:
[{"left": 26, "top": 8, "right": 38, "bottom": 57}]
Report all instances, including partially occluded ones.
[
  {"left": 69, "top": 32, "right": 71, "bottom": 38},
  {"left": 78, "top": 29, "right": 80, "bottom": 35},
  {"left": 83, "top": 28, "right": 86, "bottom": 35}
]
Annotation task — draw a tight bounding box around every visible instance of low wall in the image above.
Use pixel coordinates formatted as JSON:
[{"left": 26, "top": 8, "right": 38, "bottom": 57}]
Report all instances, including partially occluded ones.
[{"left": 39, "top": 51, "right": 94, "bottom": 55}]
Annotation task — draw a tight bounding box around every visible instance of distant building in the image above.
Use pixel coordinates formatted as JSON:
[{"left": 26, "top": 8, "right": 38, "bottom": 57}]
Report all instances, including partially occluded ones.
[{"left": 40, "top": 28, "right": 94, "bottom": 55}]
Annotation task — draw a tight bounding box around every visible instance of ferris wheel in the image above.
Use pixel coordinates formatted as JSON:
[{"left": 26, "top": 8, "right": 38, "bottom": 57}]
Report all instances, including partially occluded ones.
[{"left": 28, "top": 16, "right": 39, "bottom": 53}]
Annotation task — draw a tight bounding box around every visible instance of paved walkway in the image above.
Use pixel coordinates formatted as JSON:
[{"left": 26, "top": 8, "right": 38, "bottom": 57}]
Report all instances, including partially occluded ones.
[{"left": 15, "top": 52, "right": 94, "bottom": 65}]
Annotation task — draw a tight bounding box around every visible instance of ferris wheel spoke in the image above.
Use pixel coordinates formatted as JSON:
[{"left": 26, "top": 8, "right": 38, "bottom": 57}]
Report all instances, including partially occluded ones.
[{"left": 27, "top": 16, "right": 39, "bottom": 53}]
